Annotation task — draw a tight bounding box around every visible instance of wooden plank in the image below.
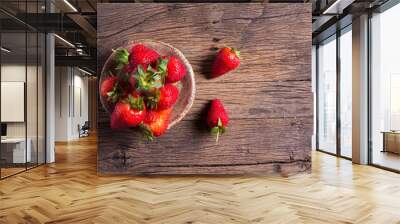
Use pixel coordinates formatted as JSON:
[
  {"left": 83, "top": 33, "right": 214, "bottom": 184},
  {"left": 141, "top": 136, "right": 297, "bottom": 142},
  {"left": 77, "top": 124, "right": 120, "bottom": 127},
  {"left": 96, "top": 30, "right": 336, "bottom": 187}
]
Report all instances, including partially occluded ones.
[
  {"left": 98, "top": 117, "right": 313, "bottom": 175},
  {"left": 97, "top": 3, "right": 311, "bottom": 82},
  {"left": 98, "top": 81, "right": 313, "bottom": 121},
  {"left": 97, "top": 3, "right": 312, "bottom": 175}
]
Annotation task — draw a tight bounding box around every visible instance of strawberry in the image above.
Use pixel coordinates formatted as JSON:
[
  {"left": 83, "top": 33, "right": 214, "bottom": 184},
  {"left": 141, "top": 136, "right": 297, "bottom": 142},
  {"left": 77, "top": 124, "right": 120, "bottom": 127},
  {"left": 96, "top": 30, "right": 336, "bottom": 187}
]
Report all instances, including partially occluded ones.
[
  {"left": 130, "top": 44, "right": 160, "bottom": 70},
  {"left": 211, "top": 47, "right": 240, "bottom": 78},
  {"left": 146, "top": 84, "right": 179, "bottom": 110},
  {"left": 100, "top": 76, "right": 118, "bottom": 98},
  {"left": 110, "top": 95, "right": 146, "bottom": 129},
  {"left": 207, "top": 99, "right": 229, "bottom": 142},
  {"left": 127, "top": 75, "right": 137, "bottom": 92},
  {"left": 123, "top": 63, "right": 135, "bottom": 74},
  {"left": 141, "top": 108, "right": 172, "bottom": 140},
  {"left": 110, "top": 111, "right": 127, "bottom": 129},
  {"left": 165, "top": 56, "right": 186, "bottom": 83},
  {"left": 100, "top": 76, "right": 127, "bottom": 104}
]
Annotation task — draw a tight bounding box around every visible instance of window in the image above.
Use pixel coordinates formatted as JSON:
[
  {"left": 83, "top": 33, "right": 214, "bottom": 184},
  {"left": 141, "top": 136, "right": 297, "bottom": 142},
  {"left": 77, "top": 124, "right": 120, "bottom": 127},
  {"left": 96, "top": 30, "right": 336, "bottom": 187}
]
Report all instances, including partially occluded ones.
[
  {"left": 316, "top": 25, "right": 353, "bottom": 159},
  {"left": 370, "top": 3, "right": 400, "bottom": 171},
  {"left": 340, "top": 26, "right": 352, "bottom": 158},
  {"left": 317, "top": 35, "right": 337, "bottom": 154},
  {"left": 0, "top": 1, "right": 47, "bottom": 179}
]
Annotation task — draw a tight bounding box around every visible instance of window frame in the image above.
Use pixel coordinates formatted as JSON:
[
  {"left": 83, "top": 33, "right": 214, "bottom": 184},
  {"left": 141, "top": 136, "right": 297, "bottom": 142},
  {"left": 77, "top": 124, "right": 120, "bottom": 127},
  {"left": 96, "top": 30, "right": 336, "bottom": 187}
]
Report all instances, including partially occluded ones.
[
  {"left": 367, "top": 1, "right": 400, "bottom": 173},
  {"left": 315, "top": 24, "right": 353, "bottom": 161}
]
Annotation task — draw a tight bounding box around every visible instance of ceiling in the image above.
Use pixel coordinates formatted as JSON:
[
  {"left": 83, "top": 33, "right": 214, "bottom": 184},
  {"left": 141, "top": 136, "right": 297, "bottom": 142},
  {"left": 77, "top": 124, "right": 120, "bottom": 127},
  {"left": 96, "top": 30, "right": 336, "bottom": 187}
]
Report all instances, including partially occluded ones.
[
  {"left": 310, "top": 0, "right": 390, "bottom": 43},
  {"left": 0, "top": 0, "right": 97, "bottom": 73}
]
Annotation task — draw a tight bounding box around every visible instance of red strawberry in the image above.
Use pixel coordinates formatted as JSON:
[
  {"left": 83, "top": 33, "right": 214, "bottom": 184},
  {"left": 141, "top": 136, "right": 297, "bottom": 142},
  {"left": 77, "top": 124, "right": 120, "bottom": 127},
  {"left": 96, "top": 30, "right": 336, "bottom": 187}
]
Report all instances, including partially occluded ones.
[
  {"left": 123, "top": 63, "right": 135, "bottom": 73},
  {"left": 110, "top": 111, "right": 127, "bottom": 129},
  {"left": 130, "top": 90, "right": 141, "bottom": 98},
  {"left": 207, "top": 99, "right": 229, "bottom": 142},
  {"left": 211, "top": 47, "right": 240, "bottom": 78},
  {"left": 130, "top": 44, "right": 159, "bottom": 70},
  {"left": 165, "top": 56, "right": 186, "bottom": 83},
  {"left": 147, "top": 84, "right": 179, "bottom": 110},
  {"left": 110, "top": 95, "right": 146, "bottom": 129},
  {"left": 100, "top": 76, "right": 118, "bottom": 98},
  {"left": 100, "top": 76, "right": 127, "bottom": 104},
  {"left": 128, "top": 75, "right": 137, "bottom": 91},
  {"left": 141, "top": 108, "right": 172, "bottom": 140}
]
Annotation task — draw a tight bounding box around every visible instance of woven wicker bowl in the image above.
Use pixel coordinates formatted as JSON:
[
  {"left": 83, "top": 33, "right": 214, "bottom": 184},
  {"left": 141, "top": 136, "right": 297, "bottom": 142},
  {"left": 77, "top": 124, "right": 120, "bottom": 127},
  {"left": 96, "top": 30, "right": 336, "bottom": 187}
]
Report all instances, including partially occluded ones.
[{"left": 100, "top": 40, "right": 195, "bottom": 129}]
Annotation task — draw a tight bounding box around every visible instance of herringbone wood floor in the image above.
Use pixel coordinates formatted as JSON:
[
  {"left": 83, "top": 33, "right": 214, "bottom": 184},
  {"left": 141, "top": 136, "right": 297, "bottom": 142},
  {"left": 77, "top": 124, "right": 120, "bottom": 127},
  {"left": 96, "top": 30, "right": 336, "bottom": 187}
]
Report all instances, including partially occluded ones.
[{"left": 1, "top": 135, "right": 400, "bottom": 224}]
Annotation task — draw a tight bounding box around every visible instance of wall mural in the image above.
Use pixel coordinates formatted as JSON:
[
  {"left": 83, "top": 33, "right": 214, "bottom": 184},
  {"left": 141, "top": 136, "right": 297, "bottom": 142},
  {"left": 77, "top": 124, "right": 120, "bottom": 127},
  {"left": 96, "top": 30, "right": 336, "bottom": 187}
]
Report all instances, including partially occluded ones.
[{"left": 97, "top": 3, "right": 313, "bottom": 176}]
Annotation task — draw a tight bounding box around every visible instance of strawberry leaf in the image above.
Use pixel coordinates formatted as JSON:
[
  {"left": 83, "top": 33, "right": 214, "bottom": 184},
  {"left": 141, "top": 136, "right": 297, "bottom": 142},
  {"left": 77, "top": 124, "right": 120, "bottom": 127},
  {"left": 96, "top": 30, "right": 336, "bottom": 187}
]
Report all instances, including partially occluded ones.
[
  {"left": 211, "top": 119, "right": 227, "bottom": 142},
  {"left": 211, "top": 127, "right": 220, "bottom": 134},
  {"left": 107, "top": 80, "right": 125, "bottom": 104},
  {"left": 221, "top": 126, "right": 226, "bottom": 134},
  {"left": 137, "top": 65, "right": 145, "bottom": 76},
  {"left": 157, "top": 58, "right": 169, "bottom": 73},
  {"left": 146, "top": 89, "right": 160, "bottom": 110},
  {"left": 231, "top": 48, "right": 241, "bottom": 58},
  {"left": 140, "top": 124, "right": 154, "bottom": 141},
  {"left": 136, "top": 65, "right": 163, "bottom": 91},
  {"left": 153, "top": 74, "right": 161, "bottom": 81},
  {"left": 128, "top": 95, "right": 144, "bottom": 111},
  {"left": 113, "top": 48, "right": 130, "bottom": 70},
  {"left": 147, "top": 64, "right": 153, "bottom": 72}
]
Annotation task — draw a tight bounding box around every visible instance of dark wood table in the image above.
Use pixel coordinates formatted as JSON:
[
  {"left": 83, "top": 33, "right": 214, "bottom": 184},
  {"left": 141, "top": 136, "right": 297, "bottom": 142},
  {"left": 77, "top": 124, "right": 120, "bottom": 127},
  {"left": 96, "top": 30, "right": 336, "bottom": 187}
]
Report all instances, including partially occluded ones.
[{"left": 97, "top": 3, "right": 313, "bottom": 176}]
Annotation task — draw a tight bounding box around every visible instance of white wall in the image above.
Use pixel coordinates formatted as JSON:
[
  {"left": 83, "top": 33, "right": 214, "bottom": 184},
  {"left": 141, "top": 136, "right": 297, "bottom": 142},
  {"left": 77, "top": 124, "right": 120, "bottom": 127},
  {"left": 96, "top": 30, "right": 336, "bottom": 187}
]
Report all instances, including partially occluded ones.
[
  {"left": 55, "top": 66, "right": 69, "bottom": 141},
  {"left": 1, "top": 65, "right": 27, "bottom": 140},
  {"left": 54, "top": 67, "right": 89, "bottom": 141},
  {"left": 1, "top": 65, "right": 37, "bottom": 138}
]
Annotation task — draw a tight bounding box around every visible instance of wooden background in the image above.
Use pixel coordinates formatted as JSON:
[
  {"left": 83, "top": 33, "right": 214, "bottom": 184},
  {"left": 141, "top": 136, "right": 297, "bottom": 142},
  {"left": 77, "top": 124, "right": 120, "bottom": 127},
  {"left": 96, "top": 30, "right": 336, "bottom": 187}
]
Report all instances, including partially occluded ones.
[{"left": 97, "top": 3, "right": 313, "bottom": 176}]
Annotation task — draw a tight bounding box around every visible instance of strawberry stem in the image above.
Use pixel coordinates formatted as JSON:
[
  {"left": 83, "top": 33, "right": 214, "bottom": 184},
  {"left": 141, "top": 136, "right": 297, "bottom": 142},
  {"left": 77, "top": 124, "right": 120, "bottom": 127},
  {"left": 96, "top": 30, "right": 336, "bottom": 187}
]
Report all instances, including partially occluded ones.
[
  {"left": 139, "top": 124, "right": 154, "bottom": 141},
  {"left": 230, "top": 48, "right": 241, "bottom": 58},
  {"left": 211, "top": 118, "right": 226, "bottom": 143}
]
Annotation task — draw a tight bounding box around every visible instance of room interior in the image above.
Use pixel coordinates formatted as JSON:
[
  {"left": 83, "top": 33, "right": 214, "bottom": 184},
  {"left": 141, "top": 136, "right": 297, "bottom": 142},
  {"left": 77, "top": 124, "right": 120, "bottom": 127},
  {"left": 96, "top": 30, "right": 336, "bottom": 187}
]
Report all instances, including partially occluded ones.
[{"left": 0, "top": 29, "right": 46, "bottom": 178}]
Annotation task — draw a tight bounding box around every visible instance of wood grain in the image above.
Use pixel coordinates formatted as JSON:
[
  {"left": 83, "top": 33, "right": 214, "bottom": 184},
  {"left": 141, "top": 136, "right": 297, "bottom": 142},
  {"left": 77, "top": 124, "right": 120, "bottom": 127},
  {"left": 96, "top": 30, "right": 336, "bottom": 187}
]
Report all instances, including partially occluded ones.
[
  {"left": 97, "top": 3, "right": 312, "bottom": 175},
  {"left": 3, "top": 136, "right": 400, "bottom": 223}
]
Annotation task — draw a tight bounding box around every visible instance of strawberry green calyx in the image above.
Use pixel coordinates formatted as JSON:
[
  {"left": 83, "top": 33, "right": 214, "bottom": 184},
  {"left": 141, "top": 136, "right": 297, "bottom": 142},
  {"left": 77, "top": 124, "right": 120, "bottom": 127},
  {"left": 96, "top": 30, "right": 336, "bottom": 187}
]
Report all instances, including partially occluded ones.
[
  {"left": 106, "top": 81, "right": 124, "bottom": 103},
  {"left": 136, "top": 65, "right": 163, "bottom": 91},
  {"left": 230, "top": 47, "right": 241, "bottom": 59},
  {"left": 157, "top": 57, "right": 169, "bottom": 75},
  {"left": 126, "top": 95, "right": 144, "bottom": 111},
  {"left": 139, "top": 124, "right": 154, "bottom": 141},
  {"left": 211, "top": 118, "right": 226, "bottom": 143},
  {"left": 113, "top": 48, "right": 130, "bottom": 70},
  {"left": 146, "top": 89, "right": 161, "bottom": 110}
]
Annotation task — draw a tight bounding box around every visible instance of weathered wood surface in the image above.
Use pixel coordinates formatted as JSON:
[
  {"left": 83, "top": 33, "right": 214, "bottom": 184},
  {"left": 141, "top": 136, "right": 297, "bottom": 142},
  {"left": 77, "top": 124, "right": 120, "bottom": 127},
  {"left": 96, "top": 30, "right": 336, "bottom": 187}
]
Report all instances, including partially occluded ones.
[{"left": 97, "top": 3, "right": 312, "bottom": 175}]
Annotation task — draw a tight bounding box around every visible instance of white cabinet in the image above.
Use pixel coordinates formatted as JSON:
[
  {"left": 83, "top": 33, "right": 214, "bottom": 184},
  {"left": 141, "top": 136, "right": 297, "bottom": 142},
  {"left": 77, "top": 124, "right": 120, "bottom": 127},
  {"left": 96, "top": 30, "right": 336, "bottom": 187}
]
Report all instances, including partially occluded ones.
[{"left": 1, "top": 138, "right": 32, "bottom": 163}]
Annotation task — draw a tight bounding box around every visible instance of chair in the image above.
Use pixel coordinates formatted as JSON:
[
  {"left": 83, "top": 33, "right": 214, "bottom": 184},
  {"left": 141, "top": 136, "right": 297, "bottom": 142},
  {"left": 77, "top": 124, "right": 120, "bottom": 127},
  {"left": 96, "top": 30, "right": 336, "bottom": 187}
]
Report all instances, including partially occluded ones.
[{"left": 79, "top": 121, "right": 90, "bottom": 138}]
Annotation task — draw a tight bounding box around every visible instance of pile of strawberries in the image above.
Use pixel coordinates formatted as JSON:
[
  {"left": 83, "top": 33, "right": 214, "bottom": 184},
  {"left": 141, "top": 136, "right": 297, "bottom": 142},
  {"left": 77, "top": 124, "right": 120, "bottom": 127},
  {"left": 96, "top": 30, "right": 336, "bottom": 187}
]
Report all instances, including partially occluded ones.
[
  {"left": 100, "top": 44, "right": 187, "bottom": 140},
  {"left": 101, "top": 43, "right": 240, "bottom": 142}
]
